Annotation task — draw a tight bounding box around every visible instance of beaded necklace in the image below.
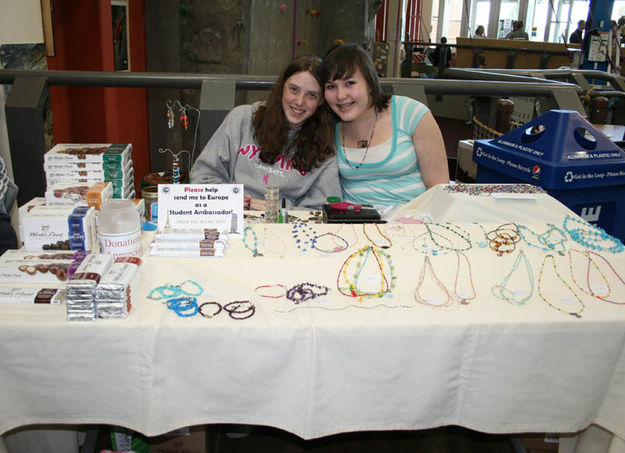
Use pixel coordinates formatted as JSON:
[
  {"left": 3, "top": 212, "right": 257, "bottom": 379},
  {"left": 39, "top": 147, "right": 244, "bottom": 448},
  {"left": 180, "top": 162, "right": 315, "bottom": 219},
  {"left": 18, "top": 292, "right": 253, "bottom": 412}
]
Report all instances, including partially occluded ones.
[
  {"left": 312, "top": 232, "right": 349, "bottom": 253},
  {"left": 337, "top": 245, "right": 396, "bottom": 299},
  {"left": 568, "top": 249, "right": 625, "bottom": 305},
  {"left": 424, "top": 222, "right": 472, "bottom": 252},
  {"left": 517, "top": 223, "right": 567, "bottom": 255},
  {"left": 563, "top": 215, "right": 624, "bottom": 254},
  {"left": 491, "top": 250, "right": 534, "bottom": 306},
  {"left": 341, "top": 110, "right": 378, "bottom": 169},
  {"left": 454, "top": 251, "right": 476, "bottom": 305},
  {"left": 472, "top": 222, "right": 489, "bottom": 249},
  {"left": 411, "top": 229, "right": 455, "bottom": 256},
  {"left": 336, "top": 224, "right": 359, "bottom": 250},
  {"left": 362, "top": 223, "right": 392, "bottom": 249},
  {"left": 538, "top": 254, "right": 584, "bottom": 318},
  {"left": 242, "top": 226, "right": 263, "bottom": 257},
  {"left": 413, "top": 256, "right": 454, "bottom": 308},
  {"left": 291, "top": 221, "right": 315, "bottom": 253},
  {"left": 285, "top": 282, "right": 330, "bottom": 303},
  {"left": 261, "top": 226, "right": 287, "bottom": 259}
]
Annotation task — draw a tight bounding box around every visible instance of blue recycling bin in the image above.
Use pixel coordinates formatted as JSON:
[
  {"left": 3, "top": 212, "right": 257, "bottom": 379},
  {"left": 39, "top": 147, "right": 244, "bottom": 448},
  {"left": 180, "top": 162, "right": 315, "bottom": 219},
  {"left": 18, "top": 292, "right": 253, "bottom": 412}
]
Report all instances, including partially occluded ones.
[{"left": 473, "top": 110, "right": 625, "bottom": 242}]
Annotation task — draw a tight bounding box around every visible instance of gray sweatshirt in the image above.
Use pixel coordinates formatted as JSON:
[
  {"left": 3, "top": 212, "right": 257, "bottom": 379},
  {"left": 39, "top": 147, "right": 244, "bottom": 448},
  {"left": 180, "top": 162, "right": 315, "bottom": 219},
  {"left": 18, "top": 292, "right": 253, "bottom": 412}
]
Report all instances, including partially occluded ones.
[{"left": 190, "top": 103, "right": 340, "bottom": 209}]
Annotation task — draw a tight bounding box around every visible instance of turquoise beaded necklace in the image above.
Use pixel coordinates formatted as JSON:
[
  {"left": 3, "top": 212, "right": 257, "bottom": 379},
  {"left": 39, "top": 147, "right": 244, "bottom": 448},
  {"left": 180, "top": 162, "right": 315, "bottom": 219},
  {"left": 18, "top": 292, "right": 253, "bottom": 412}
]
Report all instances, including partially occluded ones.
[
  {"left": 243, "top": 226, "right": 263, "bottom": 257},
  {"left": 491, "top": 250, "right": 534, "bottom": 306},
  {"left": 563, "top": 215, "right": 624, "bottom": 254}
]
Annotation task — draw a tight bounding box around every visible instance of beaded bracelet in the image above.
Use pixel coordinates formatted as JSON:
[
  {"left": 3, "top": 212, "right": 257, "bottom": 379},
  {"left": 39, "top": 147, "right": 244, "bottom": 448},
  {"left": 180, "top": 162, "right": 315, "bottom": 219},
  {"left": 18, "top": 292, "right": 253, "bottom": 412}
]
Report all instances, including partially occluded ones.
[
  {"left": 167, "top": 296, "right": 199, "bottom": 317},
  {"left": 198, "top": 301, "right": 223, "bottom": 318},
  {"left": 223, "top": 300, "right": 256, "bottom": 320},
  {"left": 148, "top": 280, "right": 204, "bottom": 300},
  {"left": 254, "top": 284, "right": 287, "bottom": 299},
  {"left": 285, "top": 282, "right": 329, "bottom": 303}
]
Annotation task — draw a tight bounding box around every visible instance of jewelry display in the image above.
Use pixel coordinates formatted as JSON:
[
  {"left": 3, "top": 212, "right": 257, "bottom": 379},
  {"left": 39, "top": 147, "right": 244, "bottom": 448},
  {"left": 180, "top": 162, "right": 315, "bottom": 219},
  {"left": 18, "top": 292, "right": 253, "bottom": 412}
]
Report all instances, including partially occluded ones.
[
  {"left": 243, "top": 226, "right": 263, "bottom": 257},
  {"left": 167, "top": 296, "right": 199, "bottom": 317},
  {"left": 517, "top": 223, "right": 567, "bottom": 255},
  {"left": 491, "top": 250, "right": 534, "bottom": 306},
  {"left": 486, "top": 223, "right": 521, "bottom": 256},
  {"left": 198, "top": 301, "right": 222, "bottom": 318},
  {"left": 254, "top": 284, "right": 287, "bottom": 299},
  {"left": 341, "top": 110, "right": 379, "bottom": 169},
  {"left": 148, "top": 280, "right": 204, "bottom": 300},
  {"left": 538, "top": 254, "right": 584, "bottom": 318},
  {"left": 454, "top": 251, "right": 476, "bottom": 305},
  {"left": 568, "top": 250, "right": 625, "bottom": 305},
  {"left": 285, "top": 282, "right": 330, "bottom": 303},
  {"left": 563, "top": 215, "right": 624, "bottom": 254},
  {"left": 223, "top": 300, "right": 256, "bottom": 320},
  {"left": 413, "top": 256, "right": 454, "bottom": 308},
  {"left": 165, "top": 99, "right": 201, "bottom": 164},
  {"left": 362, "top": 223, "right": 392, "bottom": 249},
  {"left": 337, "top": 245, "right": 396, "bottom": 299}
]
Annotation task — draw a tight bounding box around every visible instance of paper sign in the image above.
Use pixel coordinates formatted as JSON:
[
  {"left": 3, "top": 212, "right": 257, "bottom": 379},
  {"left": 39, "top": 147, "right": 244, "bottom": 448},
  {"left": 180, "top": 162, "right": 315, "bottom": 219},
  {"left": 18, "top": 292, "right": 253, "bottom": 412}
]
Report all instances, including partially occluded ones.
[{"left": 157, "top": 184, "right": 244, "bottom": 233}]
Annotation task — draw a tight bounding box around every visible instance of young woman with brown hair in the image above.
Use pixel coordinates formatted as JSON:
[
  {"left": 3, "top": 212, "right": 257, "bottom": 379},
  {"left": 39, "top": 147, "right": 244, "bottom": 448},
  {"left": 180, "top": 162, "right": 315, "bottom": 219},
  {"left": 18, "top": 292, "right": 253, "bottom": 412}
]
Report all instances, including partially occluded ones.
[{"left": 190, "top": 56, "right": 340, "bottom": 210}]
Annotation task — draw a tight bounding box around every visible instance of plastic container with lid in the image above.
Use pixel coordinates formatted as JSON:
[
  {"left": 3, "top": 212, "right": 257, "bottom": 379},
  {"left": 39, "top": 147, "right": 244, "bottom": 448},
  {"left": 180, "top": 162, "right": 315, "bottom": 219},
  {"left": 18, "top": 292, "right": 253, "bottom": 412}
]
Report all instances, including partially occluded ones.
[{"left": 97, "top": 199, "right": 142, "bottom": 258}]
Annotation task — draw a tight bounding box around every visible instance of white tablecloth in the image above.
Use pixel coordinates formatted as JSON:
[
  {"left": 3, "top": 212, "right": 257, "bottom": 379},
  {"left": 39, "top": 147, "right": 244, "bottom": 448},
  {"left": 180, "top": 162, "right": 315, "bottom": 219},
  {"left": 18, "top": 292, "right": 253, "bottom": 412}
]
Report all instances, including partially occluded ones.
[{"left": 1, "top": 186, "right": 625, "bottom": 442}]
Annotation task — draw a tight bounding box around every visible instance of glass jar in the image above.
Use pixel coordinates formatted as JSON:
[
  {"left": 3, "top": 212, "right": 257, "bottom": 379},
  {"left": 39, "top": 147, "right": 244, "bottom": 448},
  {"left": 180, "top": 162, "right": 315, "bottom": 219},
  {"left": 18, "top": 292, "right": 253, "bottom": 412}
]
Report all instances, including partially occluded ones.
[{"left": 97, "top": 199, "right": 142, "bottom": 258}]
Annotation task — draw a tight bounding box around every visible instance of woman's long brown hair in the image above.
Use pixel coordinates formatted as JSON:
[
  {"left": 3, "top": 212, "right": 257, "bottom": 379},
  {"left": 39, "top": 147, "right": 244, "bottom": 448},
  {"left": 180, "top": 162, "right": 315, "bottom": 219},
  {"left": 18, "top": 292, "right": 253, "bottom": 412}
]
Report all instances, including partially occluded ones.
[{"left": 253, "top": 56, "right": 335, "bottom": 173}]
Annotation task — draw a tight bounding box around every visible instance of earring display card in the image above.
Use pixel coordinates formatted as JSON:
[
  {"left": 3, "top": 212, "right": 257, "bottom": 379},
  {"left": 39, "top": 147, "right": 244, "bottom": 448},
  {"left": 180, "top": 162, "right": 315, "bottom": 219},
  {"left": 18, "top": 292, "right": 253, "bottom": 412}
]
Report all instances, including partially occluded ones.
[{"left": 322, "top": 204, "right": 382, "bottom": 223}]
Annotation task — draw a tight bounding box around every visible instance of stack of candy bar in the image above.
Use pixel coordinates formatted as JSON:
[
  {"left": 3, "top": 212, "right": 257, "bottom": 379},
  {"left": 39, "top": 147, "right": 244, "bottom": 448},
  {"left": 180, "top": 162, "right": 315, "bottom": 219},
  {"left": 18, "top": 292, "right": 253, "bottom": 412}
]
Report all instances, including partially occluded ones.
[
  {"left": 66, "top": 253, "right": 113, "bottom": 321},
  {"left": 149, "top": 228, "right": 228, "bottom": 257},
  {"left": 95, "top": 256, "right": 142, "bottom": 318},
  {"left": 44, "top": 143, "right": 135, "bottom": 200}
]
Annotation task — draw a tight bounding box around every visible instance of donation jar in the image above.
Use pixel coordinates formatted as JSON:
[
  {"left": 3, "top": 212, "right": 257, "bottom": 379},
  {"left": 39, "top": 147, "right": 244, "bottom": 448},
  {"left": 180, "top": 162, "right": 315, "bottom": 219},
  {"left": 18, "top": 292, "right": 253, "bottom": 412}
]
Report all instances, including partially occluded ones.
[{"left": 98, "top": 199, "right": 142, "bottom": 257}]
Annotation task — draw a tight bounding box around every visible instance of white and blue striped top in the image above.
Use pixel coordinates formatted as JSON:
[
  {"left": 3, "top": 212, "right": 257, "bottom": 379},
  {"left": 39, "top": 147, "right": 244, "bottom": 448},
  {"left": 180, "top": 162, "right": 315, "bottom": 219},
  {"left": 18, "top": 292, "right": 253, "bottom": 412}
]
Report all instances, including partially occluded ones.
[{"left": 336, "top": 95, "right": 429, "bottom": 206}]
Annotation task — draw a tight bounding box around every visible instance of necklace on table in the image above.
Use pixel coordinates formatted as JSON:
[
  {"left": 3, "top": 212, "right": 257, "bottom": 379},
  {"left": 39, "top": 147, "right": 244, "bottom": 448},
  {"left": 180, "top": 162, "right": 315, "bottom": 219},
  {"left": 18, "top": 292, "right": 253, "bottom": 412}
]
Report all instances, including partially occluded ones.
[
  {"left": 243, "top": 226, "right": 263, "bottom": 257},
  {"left": 362, "top": 223, "right": 392, "bottom": 249},
  {"left": 413, "top": 255, "right": 454, "bottom": 308},
  {"left": 312, "top": 232, "right": 349, "bottom": 253},
  {"left": 538, "top": 254, "right": 584, "bottom": 318},
  {"left": 341, "top": 110, "right": 379, "bottom": 169},
  {"left": 454, "top": 251, "right": 476, "bottom": 305},
  {"left": 424, "top": 222, "right": 472, "bottom": 252},
  {"left": 291, "top": 221, "right": 316, "bottom": 253},
  {"left": 491, "top": 250, "right": 534, "bottom": 306},
  {"left": 517, "top": 223, "right": 567, "bottom": 255},
  {"left": 411, "top": 229, "right": 455, "bottom": 256},
  {"left": 568, "top": 249, "right": 625, "bottom": 305},
  {"left": 261, "top": 226, "right": 287, "bottom": 259},
  {"left": 563, "top": 215, "right": 624, "bottom": 254},
  {"left": 486, "top": 222, "right": 521, "bottom": 256},
  {"left": 337, "top": 245, "right": 396, "bottom": 299}
]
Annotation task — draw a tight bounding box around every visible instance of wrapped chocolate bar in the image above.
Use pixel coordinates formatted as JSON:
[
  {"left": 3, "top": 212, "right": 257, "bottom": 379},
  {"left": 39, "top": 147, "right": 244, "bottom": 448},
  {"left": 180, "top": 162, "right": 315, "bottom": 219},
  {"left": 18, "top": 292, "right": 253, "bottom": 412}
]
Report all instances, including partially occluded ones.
[
  {"left": 66, "top": 253, "right": 113, "bottom": 321},
  {"left": 0, "top": 286, "right": 66, "bottom": 304},
  {"left": 95, "top": 256, "right": 142, "bottom": 318}
]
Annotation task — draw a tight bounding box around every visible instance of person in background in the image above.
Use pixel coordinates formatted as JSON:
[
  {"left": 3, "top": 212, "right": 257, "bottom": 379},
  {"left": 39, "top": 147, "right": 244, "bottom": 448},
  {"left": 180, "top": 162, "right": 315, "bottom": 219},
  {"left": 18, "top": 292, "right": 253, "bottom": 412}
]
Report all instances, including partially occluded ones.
[
  {"left": 507, "top": 20, "right": 529, "bottom": 39},
  {"left": 190, "top": 55, "right": 340, "bottom": 210},
  {"left": 569, "top": 20, "right": 585, "bottom": 44},
  {"left": 431, "top": 37, "right": 452, "bottom": 67},
  {"left": 320, "top": 43, "right": 449, "bottom": 207},
  {"left": 474, "top": 25, "right": 486, "bottom": 38}
]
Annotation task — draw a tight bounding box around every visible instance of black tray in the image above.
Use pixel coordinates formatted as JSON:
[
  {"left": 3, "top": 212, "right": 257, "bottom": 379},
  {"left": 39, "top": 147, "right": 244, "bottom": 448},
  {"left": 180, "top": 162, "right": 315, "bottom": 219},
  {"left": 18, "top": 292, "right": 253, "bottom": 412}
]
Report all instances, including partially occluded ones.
[{"left": 322, "top": 204, "right": 382, "bottom": 223}]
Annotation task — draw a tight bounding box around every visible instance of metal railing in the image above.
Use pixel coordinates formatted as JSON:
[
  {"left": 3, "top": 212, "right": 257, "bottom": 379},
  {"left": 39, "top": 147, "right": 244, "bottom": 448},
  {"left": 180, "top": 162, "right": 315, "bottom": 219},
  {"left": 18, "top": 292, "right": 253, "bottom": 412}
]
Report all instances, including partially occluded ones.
[{"left": 0, "top": 68, "right": 586, "bottom": 204}]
